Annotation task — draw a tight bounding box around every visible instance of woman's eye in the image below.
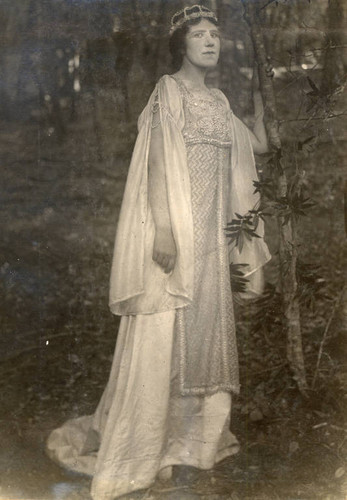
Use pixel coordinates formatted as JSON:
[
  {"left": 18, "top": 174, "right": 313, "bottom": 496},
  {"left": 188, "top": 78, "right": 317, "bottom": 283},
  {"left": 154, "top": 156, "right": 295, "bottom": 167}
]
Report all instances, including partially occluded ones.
[
  {"left": 193, "top": 33, "right": 203, "bottom": 38},
  {"left": 211, "top": 32, "right": 220, "bottom": 38}
]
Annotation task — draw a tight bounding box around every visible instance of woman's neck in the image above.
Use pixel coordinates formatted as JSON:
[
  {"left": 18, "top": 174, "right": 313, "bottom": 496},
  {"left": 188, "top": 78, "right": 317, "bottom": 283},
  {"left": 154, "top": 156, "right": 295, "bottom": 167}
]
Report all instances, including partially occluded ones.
[{"left": 175, "top": 59, "right": 208, "bottom": 89}]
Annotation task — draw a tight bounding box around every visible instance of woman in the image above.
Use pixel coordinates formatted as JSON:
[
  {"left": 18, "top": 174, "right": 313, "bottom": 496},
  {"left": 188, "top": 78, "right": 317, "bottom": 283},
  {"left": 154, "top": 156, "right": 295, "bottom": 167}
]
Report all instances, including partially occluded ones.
[{"left": 47, "top": 5, "right": 271, "bottom": 499}]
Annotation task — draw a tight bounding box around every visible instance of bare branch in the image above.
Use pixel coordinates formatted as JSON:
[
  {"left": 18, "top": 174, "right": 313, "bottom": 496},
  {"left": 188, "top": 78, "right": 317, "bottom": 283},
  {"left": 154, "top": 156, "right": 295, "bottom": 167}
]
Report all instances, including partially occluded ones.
[
  {"left": 260, "top": 0, "right": 278, "bottom": 11},
  {"left": 312, "top": 285, "right": 346, "bottom": 388},
  {"left": 295, "top": 45, "right": 347, "bottom": 57},
  {"left": 279, "top": 112, "right": 347, "bottom": 124}
]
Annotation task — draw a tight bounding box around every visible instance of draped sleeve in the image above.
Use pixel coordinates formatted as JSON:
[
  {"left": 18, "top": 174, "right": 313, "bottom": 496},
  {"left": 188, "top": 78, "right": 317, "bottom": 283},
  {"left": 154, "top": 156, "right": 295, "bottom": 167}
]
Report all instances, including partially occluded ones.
[
  {"left": 109, "top": 75, "right": 194, "bottom": 315},
  {"left": 215, "top": 90, "right": 271, "bottom": 296}
]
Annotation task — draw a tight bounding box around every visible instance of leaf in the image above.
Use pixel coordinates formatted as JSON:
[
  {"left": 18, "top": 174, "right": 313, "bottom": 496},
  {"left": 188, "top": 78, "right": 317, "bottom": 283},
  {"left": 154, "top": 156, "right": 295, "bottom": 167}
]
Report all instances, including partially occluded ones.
[
  {"left": 251, "top": 230, "right": 261, "bottom": 238},
  {"left": 230, "top": 262, "right": 249, "bottom": 293},
  {"left": 307, "top": 76, "right": 320, "bottom": 93},
  {"left": 238, "top": 232, "right": 244, "bottom": 253},
  {"left": 298, "top": 135, "right": 316, "bottom": 148},
  {"left": 244, "top": 230, "right": 253, "bottom": 241},
  {"left": 253, "top": 215, "right": 259, "bottom": 230},
  {"left": 302, "top": 200, "right": 316, "bottom": 209},
  {"left": 225, "top": 220, "right": 242, "bottom": 228},
  {"left": 298, "top": 135, "right": 318, "bottom": 156},
  {"left": 227, "top": 233, "right": 238, "bottom": 244},
  {"left": 335, "top": 467, "right": 345, "bottom": 479},
  {"left": 250, "top": 179, "right": 276, "bottom": 199},
  {"left": 226, "top": 211, "right": 263, "bottom": 253},
  {"left": 232, "top": 270, "right": 246, "bottom": 276}
]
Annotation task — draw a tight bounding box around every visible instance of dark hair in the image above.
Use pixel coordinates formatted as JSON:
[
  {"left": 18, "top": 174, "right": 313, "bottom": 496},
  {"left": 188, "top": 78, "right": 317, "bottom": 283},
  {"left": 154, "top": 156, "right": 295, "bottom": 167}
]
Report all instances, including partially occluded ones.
[{"left": 169, "top": 17, "right": 219, "bottom": 71}]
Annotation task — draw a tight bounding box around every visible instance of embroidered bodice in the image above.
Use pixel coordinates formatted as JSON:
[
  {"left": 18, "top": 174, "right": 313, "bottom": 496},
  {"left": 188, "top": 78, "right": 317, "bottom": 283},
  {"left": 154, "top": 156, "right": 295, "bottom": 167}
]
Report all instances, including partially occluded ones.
[{"left": 172, "top": 76, "right": 232, "bottom": 148}]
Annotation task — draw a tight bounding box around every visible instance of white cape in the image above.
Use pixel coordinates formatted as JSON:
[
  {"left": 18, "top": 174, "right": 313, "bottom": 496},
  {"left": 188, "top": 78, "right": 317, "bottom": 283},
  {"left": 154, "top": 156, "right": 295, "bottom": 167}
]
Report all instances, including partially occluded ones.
[{"left": 109, "top": 75, "right": 270, "bottom": 315}]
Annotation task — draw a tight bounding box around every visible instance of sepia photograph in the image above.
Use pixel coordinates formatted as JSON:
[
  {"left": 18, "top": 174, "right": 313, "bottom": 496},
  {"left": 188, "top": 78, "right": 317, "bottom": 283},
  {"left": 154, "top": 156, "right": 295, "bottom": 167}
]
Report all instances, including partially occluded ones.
[{"left": 0, "top": 0, "right": 346, "bottom": 499}]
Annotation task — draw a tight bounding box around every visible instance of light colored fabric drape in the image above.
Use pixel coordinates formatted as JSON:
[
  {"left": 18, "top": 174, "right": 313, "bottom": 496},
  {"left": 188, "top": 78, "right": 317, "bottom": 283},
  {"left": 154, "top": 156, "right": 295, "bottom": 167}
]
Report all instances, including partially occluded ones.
[
  {"left": 215, "top": 89, "right": 271, "bottom": 296},
  {"left": 109, "top": 75, "right": 271, "bottom": 314},
  {"left": 109, "top": 76, "right": 194, "bottom": 315},
  {"left": 46, "top": 312, "right": 240, "bottom": 500},
  {"left": 229, "top": 112, "right": 271, "bottom": 296}
]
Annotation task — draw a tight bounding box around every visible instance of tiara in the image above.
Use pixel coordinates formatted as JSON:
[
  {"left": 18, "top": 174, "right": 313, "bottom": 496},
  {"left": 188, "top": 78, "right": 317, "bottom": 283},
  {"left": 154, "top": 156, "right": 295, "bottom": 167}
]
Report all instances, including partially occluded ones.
[{"left": 170, "top": 5, "right": 218, "bottom": 36}]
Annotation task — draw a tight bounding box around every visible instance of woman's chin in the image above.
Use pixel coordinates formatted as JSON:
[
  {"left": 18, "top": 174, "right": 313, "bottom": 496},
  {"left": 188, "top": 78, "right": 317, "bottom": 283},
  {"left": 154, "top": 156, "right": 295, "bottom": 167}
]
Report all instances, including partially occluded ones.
[{"left": 197, "top": 61, "right": 218, "bottom": 70}]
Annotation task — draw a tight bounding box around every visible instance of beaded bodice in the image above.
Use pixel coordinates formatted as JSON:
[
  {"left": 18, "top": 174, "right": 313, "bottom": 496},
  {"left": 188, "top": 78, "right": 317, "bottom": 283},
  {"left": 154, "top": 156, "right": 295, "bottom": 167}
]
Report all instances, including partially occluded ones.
[{"left": 172, "top": 76, "right": 232, "bottom": 148}]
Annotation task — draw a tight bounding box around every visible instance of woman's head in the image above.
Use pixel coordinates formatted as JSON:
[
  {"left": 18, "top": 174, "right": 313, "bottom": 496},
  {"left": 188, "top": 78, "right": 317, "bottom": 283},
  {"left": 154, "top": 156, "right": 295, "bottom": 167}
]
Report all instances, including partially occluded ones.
[{"left": 169, "top": 5, "right": 220, "bottom": 71}]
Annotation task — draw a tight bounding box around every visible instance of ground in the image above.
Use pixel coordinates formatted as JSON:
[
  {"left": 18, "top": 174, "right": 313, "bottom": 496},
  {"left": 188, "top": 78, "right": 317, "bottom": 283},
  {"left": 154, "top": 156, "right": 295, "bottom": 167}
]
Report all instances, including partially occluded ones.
[{"left": 0, "top": 90, "right": 346, "bottom": 500}]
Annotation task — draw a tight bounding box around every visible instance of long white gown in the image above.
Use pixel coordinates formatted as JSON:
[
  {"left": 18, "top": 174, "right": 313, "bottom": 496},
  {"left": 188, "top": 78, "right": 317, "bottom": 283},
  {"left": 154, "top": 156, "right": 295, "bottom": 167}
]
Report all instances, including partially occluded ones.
[
  {"left": 46, "top": 75, "right": 270, "bottom": 500},
  {"left": 47, "top": 312, "right": 240, "bottom": 499}
]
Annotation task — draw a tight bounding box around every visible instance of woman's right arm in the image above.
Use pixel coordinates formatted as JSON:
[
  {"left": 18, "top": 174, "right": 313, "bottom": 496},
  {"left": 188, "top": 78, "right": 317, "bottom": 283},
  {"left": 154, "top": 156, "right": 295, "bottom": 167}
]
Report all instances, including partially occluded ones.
[{"left": 148, "top": 108, "right": 177, "bottom": 274}]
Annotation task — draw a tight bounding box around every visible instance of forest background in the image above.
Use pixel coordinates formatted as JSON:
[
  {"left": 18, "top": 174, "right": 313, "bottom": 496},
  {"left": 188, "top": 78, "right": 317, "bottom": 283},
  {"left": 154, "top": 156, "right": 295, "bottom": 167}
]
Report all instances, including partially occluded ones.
[{"left": 0, "top": 0, "right": 346, "bottom": 499}]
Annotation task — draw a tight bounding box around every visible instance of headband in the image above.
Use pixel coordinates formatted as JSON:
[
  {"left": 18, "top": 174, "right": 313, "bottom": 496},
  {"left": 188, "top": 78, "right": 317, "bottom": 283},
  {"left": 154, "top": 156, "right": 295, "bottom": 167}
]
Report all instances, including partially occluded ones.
[{"left": 170, "top": 5, "right": 218, "bottom": 36}]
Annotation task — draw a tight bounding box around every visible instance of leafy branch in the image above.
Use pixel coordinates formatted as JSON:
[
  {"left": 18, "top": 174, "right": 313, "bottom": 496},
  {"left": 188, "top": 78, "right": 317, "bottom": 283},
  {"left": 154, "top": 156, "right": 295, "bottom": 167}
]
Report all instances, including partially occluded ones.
[
  {"left": 260, "top": 0, "right": 311, "bottom": 12},
  {"left": 270, "top": 193, "right": 315, "bottom": 224},
  {"left": 296, "top": 260, "right": 331, "bottom": 309},
  {"left": 230, "top": 263, "right": 250, "bottom": 294},
  {"left": 305, "top": 76, "right": 336, "bottom": 112},
  {"left": 225, "top": 212, "right": 261, "bottom": 253},
  {"left": 253, "top": 175, "right": 316, "bottom": 225},
  {"left": 279, "top": 112, "right": 347, "bottom": 124}
]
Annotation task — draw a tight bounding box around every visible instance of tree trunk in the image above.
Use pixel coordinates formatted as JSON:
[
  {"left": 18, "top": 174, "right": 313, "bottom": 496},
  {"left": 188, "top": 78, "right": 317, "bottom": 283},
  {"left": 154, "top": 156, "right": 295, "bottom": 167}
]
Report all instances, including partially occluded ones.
[
  {"left": 0, "top": 0, "right": 31, "bottom": 118},
  {"left": 86, "top": 40, "right": 104, "bottom": 162},
  {"left": 321, "top": 0, "right": 346, "bottom": 94},
  {"left": 241, "top": 0, "right": 308, "bottom": 395}
]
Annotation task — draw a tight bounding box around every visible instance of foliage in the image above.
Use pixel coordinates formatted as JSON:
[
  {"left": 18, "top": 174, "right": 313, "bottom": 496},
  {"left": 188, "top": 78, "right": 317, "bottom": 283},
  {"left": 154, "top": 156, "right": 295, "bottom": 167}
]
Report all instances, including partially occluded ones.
[
  {"left": 230, "top": 263, "right": 250, "bottom": 294},
  {"left": 225, "top": 213, "right": 261, "bottom": 253},
  {"left": 248, "top": 282, "right": 283, "bottom": 333},
  {"left": 295, "top": 259, "right": 332, "bottom": 309},
  {"left": 228, "top": 0, "right": 346, "bottom": 396}
]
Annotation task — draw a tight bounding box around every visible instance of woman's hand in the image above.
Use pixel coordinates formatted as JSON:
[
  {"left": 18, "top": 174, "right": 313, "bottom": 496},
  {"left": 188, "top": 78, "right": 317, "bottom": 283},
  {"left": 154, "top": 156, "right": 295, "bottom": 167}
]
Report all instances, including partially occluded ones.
[{"left": 153, "top": 226, "right": 177, "bottom": 274}]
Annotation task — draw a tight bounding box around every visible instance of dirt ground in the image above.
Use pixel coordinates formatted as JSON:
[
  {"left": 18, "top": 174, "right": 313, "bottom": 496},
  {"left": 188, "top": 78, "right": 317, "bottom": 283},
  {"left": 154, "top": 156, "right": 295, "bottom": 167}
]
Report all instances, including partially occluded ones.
[{"left": 0, "top": 93, "right": 346, "bottom": 500}]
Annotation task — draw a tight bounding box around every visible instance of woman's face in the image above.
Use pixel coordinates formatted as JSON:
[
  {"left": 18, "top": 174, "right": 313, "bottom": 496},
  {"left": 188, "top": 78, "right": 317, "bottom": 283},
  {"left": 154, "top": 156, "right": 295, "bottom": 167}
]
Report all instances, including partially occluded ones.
[{"left": 183, "top": 19, "right": 220, "bottom": 69}]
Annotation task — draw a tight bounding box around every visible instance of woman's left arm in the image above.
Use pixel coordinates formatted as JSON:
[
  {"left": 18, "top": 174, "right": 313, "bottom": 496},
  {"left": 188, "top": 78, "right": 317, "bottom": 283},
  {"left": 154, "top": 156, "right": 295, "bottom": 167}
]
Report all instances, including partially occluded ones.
[{"left": 248, "top": 89, "right": 269, "bottom": 155}]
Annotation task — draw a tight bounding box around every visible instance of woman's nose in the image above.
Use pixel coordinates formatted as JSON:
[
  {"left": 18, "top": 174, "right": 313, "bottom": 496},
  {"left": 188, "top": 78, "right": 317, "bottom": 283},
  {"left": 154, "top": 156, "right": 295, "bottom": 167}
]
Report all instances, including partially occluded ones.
[{"left": 204, "top": 34, "right": 214, "bottom": 46}]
